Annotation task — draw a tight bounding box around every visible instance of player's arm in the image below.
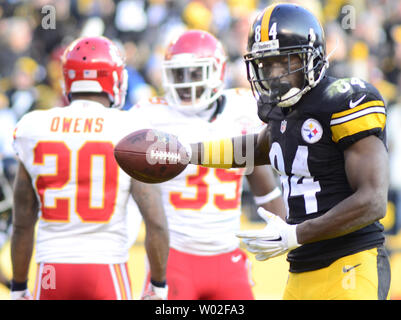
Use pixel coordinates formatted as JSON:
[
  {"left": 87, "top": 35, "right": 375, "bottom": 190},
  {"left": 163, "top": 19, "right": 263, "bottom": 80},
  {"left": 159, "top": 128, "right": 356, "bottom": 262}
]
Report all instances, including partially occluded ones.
[
  {"left": 297, "top": 135, "right": 388, "bottom": 244},
  {"left": 130, "top": 179, "right": 169, "bottom": 296},
  {"left": 10, "top": 160, "right": 38, "bottom": 294},
  {"left": 245, "top": 165, "right": 286, "bottom": 220},
  {"left": 236, "top": 142, "right": 387, "bottom": 260},
  {"left": 189, "top": 125, "right": 270, "bottom": 168},
  {"left": 237, "top": 81, "right": 389, "bottom": 261}
]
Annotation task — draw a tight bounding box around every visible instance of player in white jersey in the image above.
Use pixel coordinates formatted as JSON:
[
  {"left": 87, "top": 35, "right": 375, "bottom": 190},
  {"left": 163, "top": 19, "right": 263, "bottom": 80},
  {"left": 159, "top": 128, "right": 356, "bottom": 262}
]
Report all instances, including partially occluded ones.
[
  {"left": 10, "top": 36, "right": 169, "bottom": 300},
  {"left": 132, "top": 30, "right": 286, "bottom": 300}
]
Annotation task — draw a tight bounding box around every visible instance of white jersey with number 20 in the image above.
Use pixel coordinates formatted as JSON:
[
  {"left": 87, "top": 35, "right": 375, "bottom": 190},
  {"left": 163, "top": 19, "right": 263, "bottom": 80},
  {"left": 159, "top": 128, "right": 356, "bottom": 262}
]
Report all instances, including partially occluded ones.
[{"left": 13, "top": 100, "right": 148, "bottom": 264}]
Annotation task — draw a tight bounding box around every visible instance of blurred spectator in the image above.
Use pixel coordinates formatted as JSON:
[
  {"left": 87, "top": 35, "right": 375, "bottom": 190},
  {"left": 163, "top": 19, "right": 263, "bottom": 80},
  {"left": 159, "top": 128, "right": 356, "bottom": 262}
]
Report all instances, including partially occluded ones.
[
  {"left": 0, "top": 17, "right": 33, "bottom": 78},
  {"left": 115, "top": 0, "right": 147, "bottom": 36},
  {"left": 224, "top": 13, "right": 256, "bottom": 88},
  {"left": 385, "top": 25, "right": 401, "bottom": 89},
  {"left": 32, "top": 0, "right": 77, "bottom": 64},
  {"left": 325, "top": 21, "right": 352, "bottom": 78},
  {"left": 6, "top": 57, "right": 39, "bottom": 119},
  {"left": 0, "top": 92, "right": 16, "bottom": 292},
  {"left": 121, "top": 41, "right": 154, "bottom": 109},
  {"left": 0, "top": 94, "right": 16, "bottom": 160},
  {"left": 182, "top": 0, "right": 213, "bottom": 32}
]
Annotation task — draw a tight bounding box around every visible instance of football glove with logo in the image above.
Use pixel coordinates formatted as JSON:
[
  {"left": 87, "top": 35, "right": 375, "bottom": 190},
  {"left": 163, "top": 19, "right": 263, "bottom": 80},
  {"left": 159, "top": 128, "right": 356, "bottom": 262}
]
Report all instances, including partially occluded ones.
[{"left": 236, "top": 208, "right": 300, "bottom": 261}]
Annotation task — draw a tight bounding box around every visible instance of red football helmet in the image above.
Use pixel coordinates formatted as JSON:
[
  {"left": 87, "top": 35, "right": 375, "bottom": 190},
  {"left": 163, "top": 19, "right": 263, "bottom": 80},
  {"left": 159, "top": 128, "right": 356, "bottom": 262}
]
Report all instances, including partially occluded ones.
[
  {"left": 162, "top": 30, "right": 226, "bottom": 114},
  {"left": 62, "top": 36, "right": 127, "bottom": 108}
]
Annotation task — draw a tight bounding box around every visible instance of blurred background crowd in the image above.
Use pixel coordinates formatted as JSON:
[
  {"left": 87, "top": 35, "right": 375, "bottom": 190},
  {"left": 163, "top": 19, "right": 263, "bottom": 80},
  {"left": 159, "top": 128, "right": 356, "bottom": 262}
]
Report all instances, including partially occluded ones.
[
  {"left": 3, "top": 0, "right": 401, "bottom": 116},
  {"left": 1, "top": 0, "right": 401, "bottom": 298}
]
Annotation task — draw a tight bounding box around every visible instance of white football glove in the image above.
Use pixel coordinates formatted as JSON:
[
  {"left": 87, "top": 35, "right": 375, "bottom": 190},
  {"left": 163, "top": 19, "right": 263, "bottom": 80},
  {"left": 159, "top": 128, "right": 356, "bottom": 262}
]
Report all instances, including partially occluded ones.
[
  {"left": 236, "top": 208, "right": 300, "bottom": 261},
  {"left": 10, "top": 289, "right": 33, "bottom": 300}
]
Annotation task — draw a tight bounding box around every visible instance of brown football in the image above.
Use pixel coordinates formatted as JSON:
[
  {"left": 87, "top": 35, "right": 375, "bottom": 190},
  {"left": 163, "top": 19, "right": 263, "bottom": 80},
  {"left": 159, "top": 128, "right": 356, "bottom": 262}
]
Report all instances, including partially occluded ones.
[{"left": 114, "top": 129, "right": 190, "bottom": 183}]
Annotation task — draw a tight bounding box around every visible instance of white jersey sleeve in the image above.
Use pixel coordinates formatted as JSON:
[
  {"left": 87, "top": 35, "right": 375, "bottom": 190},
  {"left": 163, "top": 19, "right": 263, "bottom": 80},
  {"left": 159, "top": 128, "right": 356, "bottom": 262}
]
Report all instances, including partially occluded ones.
[{"left": 13, "top": 100, "right": 150, "bottom": 264}]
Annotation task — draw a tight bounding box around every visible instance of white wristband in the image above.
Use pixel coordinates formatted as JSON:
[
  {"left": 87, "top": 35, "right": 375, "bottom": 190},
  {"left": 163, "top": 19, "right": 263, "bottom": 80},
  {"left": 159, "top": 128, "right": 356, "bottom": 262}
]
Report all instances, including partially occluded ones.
[
  {"left": 153, "top": 284, "right": 168, "bottom": 300},
  {"left": 254, "top": 187, "right": 281, "bottom": 205},
  {"left": 287, "top": 224, "right": 300, "bottom": 250}
]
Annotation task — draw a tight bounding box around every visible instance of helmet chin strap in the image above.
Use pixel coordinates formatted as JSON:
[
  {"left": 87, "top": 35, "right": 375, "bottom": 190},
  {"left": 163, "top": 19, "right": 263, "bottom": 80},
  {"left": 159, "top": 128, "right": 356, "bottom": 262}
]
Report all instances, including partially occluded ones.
[
  {"left": 257, "top": 95, "right": 275, "bottom": 122},
  {"left": 277, "top": 87, "right": 302, "bottom": 107},
  {"left": 256, "top": 85, "right": 304, "bottom": 122},
  {"left": 270, "top": 80, "right": 303, "bottom": 108},
  {"left": 266, "top": 79, "right": 290, "bottom": 104}
]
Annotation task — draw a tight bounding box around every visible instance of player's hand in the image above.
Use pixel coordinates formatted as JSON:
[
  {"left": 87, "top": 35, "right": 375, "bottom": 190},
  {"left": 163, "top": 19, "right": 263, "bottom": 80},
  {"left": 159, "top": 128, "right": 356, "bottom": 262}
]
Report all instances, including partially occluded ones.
[
  {"left": 142, "top": 282, "right": 168, "bottom": 300},
  {"left": 10, "top": 289, "right": 33, "bottom": 300},
  {"left": 236, "top": 208, "right": 300, "bottom": 261}
]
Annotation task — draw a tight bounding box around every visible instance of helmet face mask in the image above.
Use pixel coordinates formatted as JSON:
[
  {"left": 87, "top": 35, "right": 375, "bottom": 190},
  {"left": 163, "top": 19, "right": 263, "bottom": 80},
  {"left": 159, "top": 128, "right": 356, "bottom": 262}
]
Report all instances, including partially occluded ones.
[
  {"left": 162, "top": 30, "right": 226, "bottom": 115},
  {"left": 249, "top": 52, "right": 304, "bottom": 97},
  {"left": 163, "top": 56, "right": 221, "bottom": 110},
  {"left": 246, "top": 47, "right": 324, "bottom": 107},
  {"left": 245, "top": 3, "right": 328, "bottom": 109}
]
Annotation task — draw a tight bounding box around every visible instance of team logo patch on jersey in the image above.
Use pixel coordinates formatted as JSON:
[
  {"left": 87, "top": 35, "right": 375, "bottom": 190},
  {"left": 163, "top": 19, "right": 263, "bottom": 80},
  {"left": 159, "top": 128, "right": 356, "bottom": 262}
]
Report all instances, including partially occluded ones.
[{"left": 301, "top": 118, "right": 323, "bottom": 144}]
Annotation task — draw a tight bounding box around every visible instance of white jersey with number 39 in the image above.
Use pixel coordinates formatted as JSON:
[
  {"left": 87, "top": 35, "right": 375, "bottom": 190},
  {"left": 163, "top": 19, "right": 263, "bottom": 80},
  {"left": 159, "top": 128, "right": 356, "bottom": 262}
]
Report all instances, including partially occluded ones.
[
  {"left": 131, "top": 88, "right": 263, "bottom": 255},
  {"left": 13, "top": 100, "right": 148, "bottom": 264}
]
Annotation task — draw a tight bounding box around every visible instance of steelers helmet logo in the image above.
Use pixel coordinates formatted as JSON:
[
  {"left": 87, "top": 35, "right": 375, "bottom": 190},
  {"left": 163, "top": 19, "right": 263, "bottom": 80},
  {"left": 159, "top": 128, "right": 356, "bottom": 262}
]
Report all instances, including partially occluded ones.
[{"left": 301, "top": 118, "right": 323, "bottom": 144}]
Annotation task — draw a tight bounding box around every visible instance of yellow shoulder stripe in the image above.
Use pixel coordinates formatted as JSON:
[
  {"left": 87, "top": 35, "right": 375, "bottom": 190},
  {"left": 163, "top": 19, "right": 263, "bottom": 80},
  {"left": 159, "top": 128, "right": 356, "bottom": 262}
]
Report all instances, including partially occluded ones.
[
  {"left": 331, "top": 113, "right": 386, "bottom": 143},
  {"left": 331, "top": 100, "right": 384, "bottom": 119}
]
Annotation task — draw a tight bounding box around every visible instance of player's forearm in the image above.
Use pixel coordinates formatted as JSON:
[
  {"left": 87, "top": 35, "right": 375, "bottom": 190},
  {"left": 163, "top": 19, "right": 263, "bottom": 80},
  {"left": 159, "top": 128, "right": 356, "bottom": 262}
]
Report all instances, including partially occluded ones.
[
  {"left": 189, "top": 133, "right": 266, "bottom": 168},
  {"left": 145, "top": 227, "right": 169, "bottom": 283},
  {"left": 296, "top": 135, "right": 388, "bottom": 245},
  {"left": 11, "top": 161, "right": 38, "bottom": 283},
  {"left": 131, "top": 181, "right": 169, "bottom": 282},
  {"left": 142, "top": 201, "right": 169, "bottom": 282},
  {"left": 11, "top": 225, "right": 35, "bottom": 283},
  {"left": 246, "top": 166, "right": 286, "bottom": 220},
  {"left": 296, "top": 189, "right": 386, "bottom": 244}
]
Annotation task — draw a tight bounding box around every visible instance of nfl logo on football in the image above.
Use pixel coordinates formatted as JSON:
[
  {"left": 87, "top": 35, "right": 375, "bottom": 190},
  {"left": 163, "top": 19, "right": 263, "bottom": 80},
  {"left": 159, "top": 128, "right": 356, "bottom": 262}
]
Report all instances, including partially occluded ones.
[{"left": 280, "top": 120, "right": 287, "bottom": 134}]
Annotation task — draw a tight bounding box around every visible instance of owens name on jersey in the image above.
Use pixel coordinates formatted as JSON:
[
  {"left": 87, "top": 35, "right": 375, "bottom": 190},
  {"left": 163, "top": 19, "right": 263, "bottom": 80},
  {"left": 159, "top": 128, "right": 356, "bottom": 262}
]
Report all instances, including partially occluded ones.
[
  {"left": 265, "top": 76, "right": 386, "bottom": 272},
  {"left": 13, "top": 100, "right": 148, "bottom": 264}
]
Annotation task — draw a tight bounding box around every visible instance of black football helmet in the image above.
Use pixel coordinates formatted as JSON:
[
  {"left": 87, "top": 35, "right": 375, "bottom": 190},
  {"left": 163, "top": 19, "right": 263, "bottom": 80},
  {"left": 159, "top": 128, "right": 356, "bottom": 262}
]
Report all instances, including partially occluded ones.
[{"left": 244, "top": 3, "right": 328, "bottom": 112}]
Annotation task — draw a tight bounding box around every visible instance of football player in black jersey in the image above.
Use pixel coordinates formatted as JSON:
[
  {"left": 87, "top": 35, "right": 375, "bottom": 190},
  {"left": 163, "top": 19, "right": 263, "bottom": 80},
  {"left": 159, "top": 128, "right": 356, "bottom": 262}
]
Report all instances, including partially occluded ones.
[{"left": 185, "top": 3, "right": 391, "bottom": 299}]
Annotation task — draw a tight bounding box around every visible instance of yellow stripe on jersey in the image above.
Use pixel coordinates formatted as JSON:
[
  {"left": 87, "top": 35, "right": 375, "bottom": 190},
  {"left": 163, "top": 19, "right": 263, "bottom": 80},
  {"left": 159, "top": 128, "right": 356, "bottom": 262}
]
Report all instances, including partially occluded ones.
[
  {"left": 260, "top": 4, "right": 277, "bottom": 42},
  {"left": 202, "top": 138, "right": 234, "bottom": 169},
  {"left": 114, "top": 264, "right": 127, "bottom": 300},
  {"left": 331, "top": 113, "right": 386, "bottom": 143},
  {"left": 331, "top": 100, "right": 385, "bottom": 119},
  {"left": 33, "top": 263, "right": 42, "bottom": 300}
]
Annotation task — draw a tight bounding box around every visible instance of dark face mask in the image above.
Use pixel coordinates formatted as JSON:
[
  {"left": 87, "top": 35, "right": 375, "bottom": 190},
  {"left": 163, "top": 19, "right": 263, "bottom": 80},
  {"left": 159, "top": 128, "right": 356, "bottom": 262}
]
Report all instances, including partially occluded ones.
[{"left": 256, "top": 80, "right": 292, "bottom": 122}]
